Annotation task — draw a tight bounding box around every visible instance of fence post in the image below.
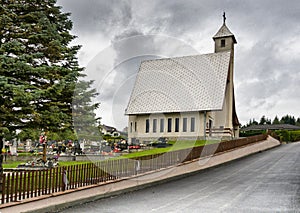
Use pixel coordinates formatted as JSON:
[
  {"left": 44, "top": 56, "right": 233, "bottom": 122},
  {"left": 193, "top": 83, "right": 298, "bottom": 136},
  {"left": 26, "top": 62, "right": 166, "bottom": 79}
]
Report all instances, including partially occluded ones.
[
  {"left": 62, "top": 167, "right": 67, "bottom": 191},
  {"left": 0, "top": 138, "right": 3, "bottom": 195},
  {"left": 1, "top": 173, "right": 5, "bottom": 204}
]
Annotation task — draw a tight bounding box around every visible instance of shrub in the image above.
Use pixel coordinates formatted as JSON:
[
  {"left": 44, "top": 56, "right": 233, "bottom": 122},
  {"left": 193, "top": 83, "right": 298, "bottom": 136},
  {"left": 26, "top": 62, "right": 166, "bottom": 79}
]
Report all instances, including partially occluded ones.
[
  {"left": 289, "top": 130, "right": 300, "bottom": 142},
  {"left": 274, "top": 130, "right": 300, "bottom": 142}
]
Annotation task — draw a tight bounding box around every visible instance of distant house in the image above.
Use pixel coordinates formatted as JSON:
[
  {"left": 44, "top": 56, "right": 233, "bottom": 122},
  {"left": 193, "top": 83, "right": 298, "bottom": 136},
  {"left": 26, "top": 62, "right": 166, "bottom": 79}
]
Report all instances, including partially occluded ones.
[
  {"left": 100, "top": 124, "right": 120, "bottom": 137},
  {"left": 241, "top": 124, "right": 300, "bottom": 132},
  {"left": 126, "top": 15, "right": 239, "bottom": 144}
]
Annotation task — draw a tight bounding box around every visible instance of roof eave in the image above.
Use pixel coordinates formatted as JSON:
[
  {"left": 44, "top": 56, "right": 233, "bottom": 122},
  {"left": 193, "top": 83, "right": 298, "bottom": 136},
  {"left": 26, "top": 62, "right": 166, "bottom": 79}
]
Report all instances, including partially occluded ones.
[{"left": 213, "top": 35, "right": 237, "bottom": 44}]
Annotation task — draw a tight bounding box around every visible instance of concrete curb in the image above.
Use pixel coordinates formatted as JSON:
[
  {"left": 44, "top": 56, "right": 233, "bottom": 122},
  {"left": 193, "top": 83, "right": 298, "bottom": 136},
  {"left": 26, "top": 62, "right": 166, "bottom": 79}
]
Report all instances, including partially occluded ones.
[{"left": 0, "top": 136, "right": 281, "bottom": 213}]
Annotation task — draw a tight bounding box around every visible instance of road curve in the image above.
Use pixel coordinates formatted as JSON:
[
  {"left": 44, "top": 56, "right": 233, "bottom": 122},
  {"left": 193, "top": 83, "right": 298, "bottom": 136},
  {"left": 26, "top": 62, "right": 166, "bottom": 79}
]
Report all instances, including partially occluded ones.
[{"left": 61, "top": 143, "right": 300, "bottom": 213}]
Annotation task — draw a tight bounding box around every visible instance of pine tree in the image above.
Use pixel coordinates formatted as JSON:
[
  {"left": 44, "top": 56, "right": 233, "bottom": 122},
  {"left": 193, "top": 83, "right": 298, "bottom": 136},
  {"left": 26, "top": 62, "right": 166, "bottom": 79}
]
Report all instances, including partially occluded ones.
[
  {"left": 0, "top": 0, "right": 81, "bottom": 133},
  {"left": 72, "top": 79, "right": 101, "bottom": 141},
  {"left": 296, "top": 118, "right": 300, "bottom": 126},
  {"left": 272, "top": 116, "right": 279, "bottom": 124},
  {"left": 259, "top": 116, "right": 267, "bottom": 125},
  {"left": 0, "top": 0, "right": 99, "bottom": 189},
  {"left": 280, "top": 115, "right": 296, "bottom": 125}
]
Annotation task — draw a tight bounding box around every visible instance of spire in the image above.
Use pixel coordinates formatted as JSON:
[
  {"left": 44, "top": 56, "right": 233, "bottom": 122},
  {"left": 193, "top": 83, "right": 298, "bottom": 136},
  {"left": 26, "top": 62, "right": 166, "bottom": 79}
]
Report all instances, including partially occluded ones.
[{"left": 213, "top": 13, "right": 237, "bottom": 44}]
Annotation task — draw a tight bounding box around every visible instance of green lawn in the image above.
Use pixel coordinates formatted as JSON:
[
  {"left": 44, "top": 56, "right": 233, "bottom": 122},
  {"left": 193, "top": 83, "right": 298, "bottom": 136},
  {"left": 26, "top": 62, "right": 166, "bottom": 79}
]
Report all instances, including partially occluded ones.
[
  {"left": 58, "top": 161, "right": 92, "bottom": 166},
  {"left": 118, "top": 139, "right": 220, "bottom": 159},
  {"left": 2, "top": 161, "right": 24, "bottom": 169}
]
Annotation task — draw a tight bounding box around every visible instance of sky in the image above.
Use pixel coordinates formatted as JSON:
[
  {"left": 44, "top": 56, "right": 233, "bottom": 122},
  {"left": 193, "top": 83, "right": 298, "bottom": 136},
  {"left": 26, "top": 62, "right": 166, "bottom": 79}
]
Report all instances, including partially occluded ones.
[{"left": 57, "top": 0, "right": 300, "bottom": 130}]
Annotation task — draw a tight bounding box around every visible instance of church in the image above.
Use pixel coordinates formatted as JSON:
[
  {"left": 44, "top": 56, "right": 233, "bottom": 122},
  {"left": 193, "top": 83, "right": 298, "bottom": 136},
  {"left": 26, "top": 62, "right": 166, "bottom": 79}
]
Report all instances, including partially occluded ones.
[{"left": 125, "top": 15, "right": 239, "bottom": 144}]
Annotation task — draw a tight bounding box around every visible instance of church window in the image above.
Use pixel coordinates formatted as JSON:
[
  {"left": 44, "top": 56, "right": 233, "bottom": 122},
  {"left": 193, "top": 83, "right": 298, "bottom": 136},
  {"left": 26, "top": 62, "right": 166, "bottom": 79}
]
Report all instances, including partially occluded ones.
[
  {"left": 145, "top": 119, "right": 149, "bottom": 133},
  {"left": 153, "top": 119, "right": 157, "bottom": 133},
  {"left": 183, "top": 118, "right": 187, "bottom": 132},
  {"left": 167, "top": 118, "right": 172, "bottom": 132},
  {"left": 191, "top": 117, "right": 195, "bottom": 132},
  {"left": 160, "top": 119, "right": 164, "bottom": 132},
  {"left": 221, "top": 39, "right": 226, "bottom": 47},
  {"left": 175, "top": 118, "right": 180, "bottom": 132}
]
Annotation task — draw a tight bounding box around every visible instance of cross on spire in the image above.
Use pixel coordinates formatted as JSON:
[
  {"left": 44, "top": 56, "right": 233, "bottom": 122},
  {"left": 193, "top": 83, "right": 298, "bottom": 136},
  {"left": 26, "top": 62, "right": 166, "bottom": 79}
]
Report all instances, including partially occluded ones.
[{"left": 223, "top": 12, "right": 226, "bottom": 24}]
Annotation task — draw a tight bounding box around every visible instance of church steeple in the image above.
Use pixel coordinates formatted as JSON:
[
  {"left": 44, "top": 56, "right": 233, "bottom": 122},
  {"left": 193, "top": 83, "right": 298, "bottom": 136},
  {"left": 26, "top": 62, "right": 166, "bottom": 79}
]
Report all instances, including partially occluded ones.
[{"left": 213, "top": 13, "right": 237, "bottom": 53}]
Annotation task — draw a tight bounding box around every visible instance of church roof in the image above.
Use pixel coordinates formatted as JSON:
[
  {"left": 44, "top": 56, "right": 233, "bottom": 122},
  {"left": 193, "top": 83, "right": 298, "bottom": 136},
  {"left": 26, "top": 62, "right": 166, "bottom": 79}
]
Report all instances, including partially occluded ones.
[
  {"left": 126, "top": 51, "right": 231, "bottom": 115},
  {"left": 213, "top": 24, "right": 237, "bottom": 43}
]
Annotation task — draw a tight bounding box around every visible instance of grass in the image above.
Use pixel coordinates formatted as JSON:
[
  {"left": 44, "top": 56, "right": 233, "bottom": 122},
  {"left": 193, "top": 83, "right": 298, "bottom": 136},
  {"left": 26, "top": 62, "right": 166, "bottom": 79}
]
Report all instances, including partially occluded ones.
[
  {"left": 58, "top": 161, "right": 92, "bottom": 166},
  {"left": 2, "top": 161, "right": 24, "bottom": 169},
  {"left": 117, "top": 139, "right": 220, "bottom": 159},
  {"left": 15, "top": 152, "right": 32, "bottom": 156}
]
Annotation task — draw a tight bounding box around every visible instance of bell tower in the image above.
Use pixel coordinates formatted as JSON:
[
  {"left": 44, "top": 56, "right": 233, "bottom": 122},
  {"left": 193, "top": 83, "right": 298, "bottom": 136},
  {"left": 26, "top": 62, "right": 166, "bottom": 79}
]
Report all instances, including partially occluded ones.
[
  {"left": 213, "top": 13, "right": 240, "bottom": 137},
  {"left": 213, "top": 12, "right": 237, "bottom": 53}
]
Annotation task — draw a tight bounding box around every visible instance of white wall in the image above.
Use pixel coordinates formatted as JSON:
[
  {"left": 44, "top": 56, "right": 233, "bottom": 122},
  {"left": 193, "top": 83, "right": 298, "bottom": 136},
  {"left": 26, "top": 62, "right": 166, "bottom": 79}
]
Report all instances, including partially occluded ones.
[{"left": 128, "top": 112, "right": 209, "bottom": 143}]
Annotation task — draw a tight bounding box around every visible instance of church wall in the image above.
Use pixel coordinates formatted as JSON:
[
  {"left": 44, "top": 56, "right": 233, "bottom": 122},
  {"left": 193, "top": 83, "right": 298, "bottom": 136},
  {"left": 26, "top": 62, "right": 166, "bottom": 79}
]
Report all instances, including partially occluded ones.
[{"left": 128, "top": 112, "right": 207, "bottom": 144}]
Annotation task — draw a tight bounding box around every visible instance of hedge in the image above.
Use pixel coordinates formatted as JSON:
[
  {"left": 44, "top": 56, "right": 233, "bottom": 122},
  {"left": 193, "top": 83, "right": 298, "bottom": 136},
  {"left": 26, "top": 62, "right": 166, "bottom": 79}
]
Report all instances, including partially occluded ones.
[{"left": 274, "top": 130, "right": 300, "bottom": 142}]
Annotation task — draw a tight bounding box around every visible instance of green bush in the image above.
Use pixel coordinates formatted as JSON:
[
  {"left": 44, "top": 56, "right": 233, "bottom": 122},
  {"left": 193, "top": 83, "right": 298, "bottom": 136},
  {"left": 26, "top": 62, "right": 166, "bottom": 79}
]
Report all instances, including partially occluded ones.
[
  {"left": 274, "top": 130, "right": 300, "bottom": 142},
  {"left": 289, "top": 130, "right": 300, "bottom": 142},
  {"left": 239, "top": 130, "right": 265, "bottom": 137}
]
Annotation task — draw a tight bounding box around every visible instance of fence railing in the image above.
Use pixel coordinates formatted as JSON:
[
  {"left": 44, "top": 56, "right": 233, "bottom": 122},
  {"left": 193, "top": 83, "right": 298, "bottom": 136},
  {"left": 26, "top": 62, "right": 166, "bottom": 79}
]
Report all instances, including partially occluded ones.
[{"left": 0, "top": 134, "right": 268, "bottom": 205}]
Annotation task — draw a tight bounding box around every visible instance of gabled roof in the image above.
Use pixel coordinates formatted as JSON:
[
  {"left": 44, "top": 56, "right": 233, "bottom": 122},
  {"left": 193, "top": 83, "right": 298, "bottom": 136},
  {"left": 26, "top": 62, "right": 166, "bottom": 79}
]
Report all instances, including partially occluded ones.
[
  {"left": 101, "top": 124, "right": 117, "bottom": 132},
  {"left": 241, "top": 124, "right": 300, "bottom": 131},
  {"left": 213, "top": 24, "right": 237, "bottom": 43},
  {"left": 126, "top": 51, "right": 231, "bottom": 115}
]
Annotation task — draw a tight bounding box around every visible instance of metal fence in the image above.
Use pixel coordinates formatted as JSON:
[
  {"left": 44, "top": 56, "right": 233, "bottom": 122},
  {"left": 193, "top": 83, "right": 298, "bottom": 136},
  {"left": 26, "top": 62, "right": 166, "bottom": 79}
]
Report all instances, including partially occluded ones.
[{"left": 0, "top": 134, "right": 268, "bottom": 204}]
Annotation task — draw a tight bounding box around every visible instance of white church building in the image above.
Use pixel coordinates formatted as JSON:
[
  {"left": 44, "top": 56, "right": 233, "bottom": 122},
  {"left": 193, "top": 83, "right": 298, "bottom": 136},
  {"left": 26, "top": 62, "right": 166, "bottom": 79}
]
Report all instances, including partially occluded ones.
[{"left": 125, "top": 16, "right": 239, "bottom": 144}]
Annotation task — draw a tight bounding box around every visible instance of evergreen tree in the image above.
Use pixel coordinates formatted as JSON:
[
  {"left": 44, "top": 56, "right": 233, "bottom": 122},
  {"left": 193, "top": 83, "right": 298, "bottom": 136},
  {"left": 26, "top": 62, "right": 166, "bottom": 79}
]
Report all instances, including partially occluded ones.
[
  {"left": 0, "top": 0, "right": 99, "bottom": 188},
  {"left": 245, "top": 118, "right": 258, "bottom": 127},
  {"left": 0, "top": 0, "right": 82, "bottom": 134},
  {"left": 296, "top": 118, "right": 300, "bottom": 126},
  {"left": 280, "top": 115, "right": 296, "bottom": 125},
  {"left": 72, "top": 79, "right": 101, "bottom": 141},
  {"left": 272, "top": 116, "right": 280, "bottom": 124},
  {"left": 259, "top": 115, "right": 267, "bottom": 125}
]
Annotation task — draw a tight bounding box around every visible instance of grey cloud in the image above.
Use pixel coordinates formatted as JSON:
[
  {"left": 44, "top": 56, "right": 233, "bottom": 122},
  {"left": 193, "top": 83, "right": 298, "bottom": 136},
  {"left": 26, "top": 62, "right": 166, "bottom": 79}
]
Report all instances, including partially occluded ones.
[
  {"left": 57, "top": 0, "right": 132, "bottom": 35},
  {"left": 58, "top": 0, "right": 300, "bottom": 127},
  {"left": 113, "top": 28, "right": 144, "bottom": 42}
]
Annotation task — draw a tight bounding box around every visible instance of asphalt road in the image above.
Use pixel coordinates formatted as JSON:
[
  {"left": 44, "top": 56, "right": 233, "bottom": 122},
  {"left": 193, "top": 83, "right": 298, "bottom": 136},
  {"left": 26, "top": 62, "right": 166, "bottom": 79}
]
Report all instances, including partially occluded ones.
[{"left": 61, "top": 143, "right": 300, "bottom": 213}]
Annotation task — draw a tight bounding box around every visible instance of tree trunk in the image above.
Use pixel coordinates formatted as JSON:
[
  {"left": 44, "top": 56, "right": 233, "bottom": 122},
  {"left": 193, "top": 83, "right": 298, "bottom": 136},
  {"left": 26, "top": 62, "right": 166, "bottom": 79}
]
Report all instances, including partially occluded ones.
[{"left": 0, "top": 136, "right": 3, "bottom": 192}]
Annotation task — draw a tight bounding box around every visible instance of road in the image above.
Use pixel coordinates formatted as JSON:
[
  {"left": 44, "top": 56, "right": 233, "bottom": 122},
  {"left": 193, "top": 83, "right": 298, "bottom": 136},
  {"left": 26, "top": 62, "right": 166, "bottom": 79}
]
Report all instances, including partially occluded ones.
[{"left": 61, "top": 143, "right": 300, "bottom": 213}]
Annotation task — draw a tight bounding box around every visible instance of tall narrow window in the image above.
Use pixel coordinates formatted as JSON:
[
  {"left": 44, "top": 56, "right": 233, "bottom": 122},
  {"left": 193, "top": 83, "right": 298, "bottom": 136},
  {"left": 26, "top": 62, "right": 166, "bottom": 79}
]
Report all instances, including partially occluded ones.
[
  {"left": 221, "top": 39, "right": 226, "bottom": 47},
  {"left": 191, "top": 117, "right": 195, "bottom": 132},
  {"left": 160, "top": 118, "right": 164, "bottom": 132},
  {"left": 182, "top": 118, "right": 187, "bottom": 132},
  {"left": 145, "top": 119, "right": 149, "bottom": 133},
  {"left": 130, "top": 122, "right": 133, "bottom": 133},
  {"left": 153, "top": 119, "right": 157, "bottom": 133},
  {"left": 167, "top": 118, "right": 172, "bottom": 132},
  {"left": 175, "top": 118, "right": 179, "bottom": 132},
  {"left": 135, "top": 122, "right": 137, "bottom": 132}
]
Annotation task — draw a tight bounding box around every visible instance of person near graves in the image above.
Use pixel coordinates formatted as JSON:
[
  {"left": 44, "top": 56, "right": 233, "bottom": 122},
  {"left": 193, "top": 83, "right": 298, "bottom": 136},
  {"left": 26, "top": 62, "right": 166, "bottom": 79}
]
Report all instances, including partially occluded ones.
[{"left": 2, "top": 146, "right": 7, "bottom": 161}]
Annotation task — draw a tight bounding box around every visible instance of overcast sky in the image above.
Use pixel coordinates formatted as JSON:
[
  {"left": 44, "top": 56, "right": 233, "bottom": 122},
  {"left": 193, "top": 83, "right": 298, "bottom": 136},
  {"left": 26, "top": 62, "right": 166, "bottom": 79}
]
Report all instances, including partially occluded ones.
[{"left": 57, "top": 0, "right": 300, "bottom": 130}]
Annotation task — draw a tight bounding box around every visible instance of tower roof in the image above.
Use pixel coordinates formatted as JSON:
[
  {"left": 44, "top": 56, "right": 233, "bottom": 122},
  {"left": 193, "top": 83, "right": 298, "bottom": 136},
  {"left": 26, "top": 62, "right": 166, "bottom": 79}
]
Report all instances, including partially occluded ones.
[{"left": 213, "top": 23, "right": 237, "bottom": 43}]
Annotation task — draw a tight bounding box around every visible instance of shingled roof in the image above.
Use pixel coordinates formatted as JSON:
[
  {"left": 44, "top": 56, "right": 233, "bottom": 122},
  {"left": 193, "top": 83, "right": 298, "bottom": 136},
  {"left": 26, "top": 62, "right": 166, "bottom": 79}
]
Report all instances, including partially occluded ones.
[{"left": 126, "top": 51, "right": 231, "bottom": 115}]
